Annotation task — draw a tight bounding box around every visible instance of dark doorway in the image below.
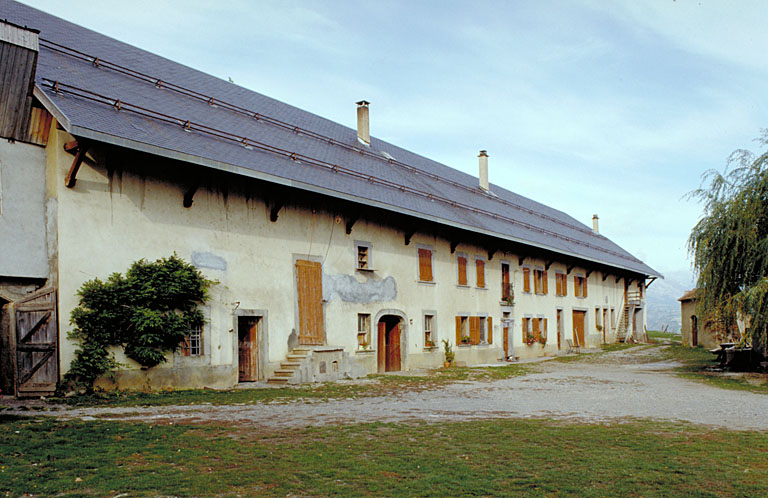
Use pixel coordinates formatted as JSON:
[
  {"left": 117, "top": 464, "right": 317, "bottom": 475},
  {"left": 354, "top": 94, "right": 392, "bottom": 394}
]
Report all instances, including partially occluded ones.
[
  {"left": 691, "top": 315, "right": 698, "bottom": 347},
  {"left": 238, "top": 316, "right": 260, "bottom": 382},
  {"left": 377, "top": 315, "right": 402, "bottom": 372}
]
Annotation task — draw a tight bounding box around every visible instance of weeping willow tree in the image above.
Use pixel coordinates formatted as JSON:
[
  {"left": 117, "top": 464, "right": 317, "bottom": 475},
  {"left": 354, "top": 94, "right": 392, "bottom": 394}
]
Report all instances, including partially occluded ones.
[{"left": 688, "top": 131, "right": 768, "bottom": 353}]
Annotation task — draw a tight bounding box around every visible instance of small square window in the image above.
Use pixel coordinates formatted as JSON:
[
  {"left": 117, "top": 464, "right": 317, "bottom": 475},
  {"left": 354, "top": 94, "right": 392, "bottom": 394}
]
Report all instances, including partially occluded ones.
[
  {"left": 355, "top": 242, "right": 372, "bottom": 271},
  {"left": 181, "top": 323, "right": 203, "bottom": 356}
]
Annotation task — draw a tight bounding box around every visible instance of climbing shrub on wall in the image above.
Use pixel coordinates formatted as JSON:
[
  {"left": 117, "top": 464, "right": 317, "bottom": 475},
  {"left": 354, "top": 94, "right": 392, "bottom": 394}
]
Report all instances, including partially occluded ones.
[{"left": 64, "top": 254, "right": 213, "bottom": 390}]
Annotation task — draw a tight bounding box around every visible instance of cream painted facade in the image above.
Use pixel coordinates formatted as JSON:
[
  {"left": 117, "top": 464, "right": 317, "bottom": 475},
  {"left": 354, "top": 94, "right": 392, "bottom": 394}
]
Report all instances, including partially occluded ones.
[{"left": 43, "top": 123, "right": 648, "bottom": 389}]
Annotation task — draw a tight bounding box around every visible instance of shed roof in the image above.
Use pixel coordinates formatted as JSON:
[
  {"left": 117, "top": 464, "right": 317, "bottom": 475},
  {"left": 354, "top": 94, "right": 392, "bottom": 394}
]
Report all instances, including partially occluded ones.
[{"left": 3, "top": 0, "right": 659, "bottom": 278}]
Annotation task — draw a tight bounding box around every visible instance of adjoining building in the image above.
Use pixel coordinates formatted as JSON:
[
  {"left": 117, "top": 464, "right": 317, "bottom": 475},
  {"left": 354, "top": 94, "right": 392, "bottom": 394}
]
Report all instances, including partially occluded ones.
[{"left": 0, "top": 1, "right": 660, "bottom": 395}]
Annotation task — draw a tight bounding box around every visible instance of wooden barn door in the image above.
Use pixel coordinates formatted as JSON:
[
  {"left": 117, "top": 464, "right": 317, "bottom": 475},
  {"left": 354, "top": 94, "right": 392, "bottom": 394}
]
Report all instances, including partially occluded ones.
[
  {"left": 14, "top": 288, "right": 58, "bottom": 397},
  {"left": 296, "top": 260, "right": 324, "bottom": 345}
]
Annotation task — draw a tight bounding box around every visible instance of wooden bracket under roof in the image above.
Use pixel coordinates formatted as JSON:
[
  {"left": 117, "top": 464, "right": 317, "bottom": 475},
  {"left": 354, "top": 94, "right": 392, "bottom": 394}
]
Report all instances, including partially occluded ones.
[
  {"left": 345, "top": 214, "right": 358, "bottom": 235},
  {"left": 450, "top": 241, "right": 459, "bottom": 254},
  {"left": 566, "top": 264, "right": 575, "bottom": 275},
  {"left": 183, "top": 180, "right": 199, "bottom": 208},
  {"left": 64, "top": 139, "right": 89, "bottom": 188},
  {"left": 403, "top": 228, "right": 416, "bottom": 246},
  {"left": 545, "top": 260, "right": 553, "bottom": 271},
  {"left": 487, "top": 248, "right": 496, "bottom": 261}
]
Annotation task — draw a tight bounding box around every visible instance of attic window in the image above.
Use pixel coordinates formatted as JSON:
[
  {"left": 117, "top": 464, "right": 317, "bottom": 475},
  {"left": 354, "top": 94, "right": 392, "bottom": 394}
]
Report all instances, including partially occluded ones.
[{"left": 355, "top": 241, "right": 373, "bottom": 271}]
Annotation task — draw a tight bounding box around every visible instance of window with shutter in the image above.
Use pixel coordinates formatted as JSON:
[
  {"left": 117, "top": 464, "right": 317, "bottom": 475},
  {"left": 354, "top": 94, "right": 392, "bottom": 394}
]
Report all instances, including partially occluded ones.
[
  {"left": 457, "top": 255, "right": 467, "bottom": 285},
  {"left": 469, "top": 316, "right": 480, "bottom": 345},
  {"left": 523, "top": 267, "right": 531, "bottom": 293},
  {"left": 476, "top": 258, "right": 485, "bottom": 288},
  {"left": 487, "top": 316, "right": 493, "bottom": 344},
  {"left": 418, "top": 248, "right": 433, "bottom": 282}
]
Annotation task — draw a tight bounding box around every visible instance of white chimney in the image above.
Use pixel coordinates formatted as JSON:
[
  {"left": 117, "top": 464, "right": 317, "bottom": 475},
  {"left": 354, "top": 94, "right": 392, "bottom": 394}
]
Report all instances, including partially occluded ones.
[
  {"left": 356, "top": 100, "right": 370, "bottom": 146},
  {"left": 478, "top": 150, "right": 489, "bottom": 191},
  {"left": 592, "top": 214, "right": 599, "bottom": 234}
]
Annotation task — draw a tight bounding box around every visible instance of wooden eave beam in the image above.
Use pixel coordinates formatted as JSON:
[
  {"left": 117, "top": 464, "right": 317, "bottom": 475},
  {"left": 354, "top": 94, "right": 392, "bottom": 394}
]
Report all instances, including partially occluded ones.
[
  {"left": 403, "top": 228, "right": 416, "bottom": 246},
  {"left": 269, "top": 200, "right": 285, "bottom": 222},
  {"left": 345, "top": 214, "right": 359, "bottom": 235},
  {"left": 487, "top": 248, "right": 496, "bottom": 261},
  {"left": 64, "top": 139, "right": 90, "bottom": 188},
  {"left": 585, "top": 269, "right": 593, "bottom": 278},
  {"left": 645, "top": 276, "right": 657, "bottom": 289},
  {"left": 450, "top": 241, "right": 459, "bottom": 254},
  {"left": 602, "top": 272, "right": 609, "bottom": 282},
  {"left": 183, "top": 181, "right": 200, "bottom": 208},
  {"left": 518, "top": 255, "right": 527, "bottom": 266},
  {"left": 566, "top": 264, "right": 575, "bottom": 275},
  {"left": 545, "top": 260, "right": 553, "bottom": 271}
]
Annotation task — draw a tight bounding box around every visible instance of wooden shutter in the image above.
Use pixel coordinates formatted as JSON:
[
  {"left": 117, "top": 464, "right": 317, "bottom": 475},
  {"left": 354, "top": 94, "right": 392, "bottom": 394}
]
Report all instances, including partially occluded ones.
[
  {"left": 418, "top": 249, "right": 433, "bottom": 282},
  {"left": 455, "top": 316, "right": 462, "bottom": 345},
  {"left": 523, "top": 268, "right": 530, "bottom": 292},
  {"left": 543, "top": 271, "right": 548, "bottom": 294},
  {"left": 562, "top": 274, "right": 567, "bottom": 296},
  {"left": 476, "top": 259, "right": 485, "bottom": 288},
  {"left": 487, "top": 316, "right": 493, "bottom": 344},
  {"left": 574, "top": 276, "right": 580, "bottom": 297},
  {"left": 469, "top": 316, "right": 480, "bottom": 345},
  {"left": 457, "top": 256, "right": 467, "bottom": 285},
  {"left": 583, "top": 276, "right": 588, "bottom": 297},
  {"left": 543, "top": 318, "right": 548, "bottom": 343},
  {"left": 532, "top": 318, "right": 540, "bottom": 340}
]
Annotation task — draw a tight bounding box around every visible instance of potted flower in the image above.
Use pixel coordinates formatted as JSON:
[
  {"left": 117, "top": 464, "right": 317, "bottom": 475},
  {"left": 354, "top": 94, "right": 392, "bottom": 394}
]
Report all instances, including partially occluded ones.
[
  {"left": 359, "top": 340, "right": 370, "bottom": 351},
  {"left": 425, "top": 339, "right": 436, "bottom": 348},
  {"left": 537, "top": 334, "right": 547, "bottom": 346},
  {"left": 461, "top": 335, "right": 471, "bottom": 345},
  {"left": 525, "top": 332, "right": 536, "bottom": 346},
  {"left": 442, "top": 339, "right": 455, "bottom": 367}
]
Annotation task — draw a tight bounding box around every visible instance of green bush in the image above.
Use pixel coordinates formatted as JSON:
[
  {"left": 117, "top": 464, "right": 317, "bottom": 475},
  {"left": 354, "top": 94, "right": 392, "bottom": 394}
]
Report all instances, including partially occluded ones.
[{"left": 65, "top": 254, "right": 213, "bottom": 390}]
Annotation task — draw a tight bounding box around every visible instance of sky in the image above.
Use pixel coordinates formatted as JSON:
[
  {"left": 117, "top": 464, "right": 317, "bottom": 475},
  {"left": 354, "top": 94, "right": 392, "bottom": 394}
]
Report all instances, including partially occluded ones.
[{"left": 19, "top": 0, "right": 768, "bottom": 285}]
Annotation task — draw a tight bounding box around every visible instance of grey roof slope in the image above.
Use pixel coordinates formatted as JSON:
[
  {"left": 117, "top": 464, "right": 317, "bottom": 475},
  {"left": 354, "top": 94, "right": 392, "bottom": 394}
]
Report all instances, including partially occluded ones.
[{"left": 4, "top": 0, "right": 659, "bottom": 277}]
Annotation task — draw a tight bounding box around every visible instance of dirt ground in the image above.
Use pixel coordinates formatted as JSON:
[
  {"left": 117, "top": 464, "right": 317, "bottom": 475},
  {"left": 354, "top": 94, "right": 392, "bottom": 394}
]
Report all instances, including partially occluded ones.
[{"left": 6, "top": 345, "right": 768, "bottom": 430}]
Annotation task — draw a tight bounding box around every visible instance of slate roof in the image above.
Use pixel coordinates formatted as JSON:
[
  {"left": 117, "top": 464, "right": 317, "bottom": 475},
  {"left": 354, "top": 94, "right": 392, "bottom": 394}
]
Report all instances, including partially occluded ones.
[{"left": 4, "top": 0, "right": 660, "bottom": 278}]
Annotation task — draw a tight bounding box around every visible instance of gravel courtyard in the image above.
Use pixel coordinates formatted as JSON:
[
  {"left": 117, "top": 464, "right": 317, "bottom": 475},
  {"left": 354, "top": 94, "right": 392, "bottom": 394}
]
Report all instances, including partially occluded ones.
[{"left": 8, "top": 345, "right": 768, "bottom": 430}]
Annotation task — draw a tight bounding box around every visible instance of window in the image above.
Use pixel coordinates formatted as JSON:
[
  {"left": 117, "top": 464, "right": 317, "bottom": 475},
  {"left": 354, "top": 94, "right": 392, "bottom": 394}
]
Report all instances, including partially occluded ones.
[
  {"left": 522, "top": 316, "right": 532, "bottom": 343},
  {"left": 555, "top": 272, "right": 567, "bottom": 297},
  {"left": 181, "top": 323, "right": 203, "bottom": 356},
  {"left": 475, "top": 257, "right": 486, "bottom": 288},
  {"left": 523, "top": 267, "right": 531, "bottom": 293},
  {"left": 457, "top": 254, "right": 468, "bottom": 286},
  {"left": 356, "top": 244, "right": 370, "bottom": 270},
  {"left": 357, "top": 313, "right": 371, "bottom": 349},
  {"left": 458, "top": 315, "right": 492, "bottom": 345},
  {"left": 574, "top": 275, "right": 588, "bottom": 298},
  {"left": 418, "top": 248, "right": 433, "bottom": 282},
  {"left": 534, "top": 269, "right": 548, "bottom": 295},
  {"left": 424, "top": 314, "right": 435, "bottom": 347},
  {"left": 595, "top": 307, "right": 602, "bottom": 331},
  {"left": 501, "top": 263, "right": 512, "bottom": 301},
  {"left": 456, "top": 315, "right": 469, "bottom": 344}
]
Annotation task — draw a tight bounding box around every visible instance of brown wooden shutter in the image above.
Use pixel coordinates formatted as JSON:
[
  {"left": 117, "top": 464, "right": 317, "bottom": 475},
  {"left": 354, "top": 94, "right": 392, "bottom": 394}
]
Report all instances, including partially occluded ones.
[
  {"left": 543, "top": 318, "right": 548, "bottom": 342},
  {"left": 532, "top": 318, "right": 540, "bottom": 340},
  {"left": 523, "top": 268, "right": 530, "bottom": 292},
  {"left": 456, "top": 316, "right": 462, "bottom": 345},
  {"left": 487, "top": 316, "right": 493, "bottom": 344},
  {"left": 563, "top": 274, "right": 568, "bottom": 296},
  {"left": 419, "top": 249, "right": 433, "bottom": 281},
  {"left": 543, "top": 270, "right": 548, "bottom": 294},
  {"left": 470, "top": 316, "right": 480, "bottom": 345},
  {"left": 522, "top": 319, "right": 527, "bottom": 339},
  {"left": 476, "top": 259, "right": 485, "bottom": 288},
  {"left": 555, "top": 274, "right": 561, "bottom": 296},
  {"left": 584, "top": 276, "right": 588, "bottom": 298},
  {"left": 458, "top": 256, "right": 467, "bottom": 285},
  {"left": 574, "top": 276, "right": 580, "bottom": 297}
]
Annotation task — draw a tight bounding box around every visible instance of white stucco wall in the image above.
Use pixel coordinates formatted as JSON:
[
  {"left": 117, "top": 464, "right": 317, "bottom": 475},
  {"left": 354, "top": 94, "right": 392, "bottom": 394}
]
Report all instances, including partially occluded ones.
[{"left": 48, "top": 127, "right": 646, "bottom": 388}]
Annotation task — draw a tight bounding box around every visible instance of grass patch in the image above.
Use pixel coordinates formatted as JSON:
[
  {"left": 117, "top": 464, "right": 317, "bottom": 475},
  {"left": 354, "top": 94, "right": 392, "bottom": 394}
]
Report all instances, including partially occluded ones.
[
  {"left": 648, "top": 329, "right": 682, "bottom": 344},
  {"left": 662, "top": 344, "right": 768, "bottom": 395},
  {"left": 2, "top": 415, "right": 767, "bottom": 497},
  {"left": 52, "top": 364, "right": 531, "bottom": 408}
]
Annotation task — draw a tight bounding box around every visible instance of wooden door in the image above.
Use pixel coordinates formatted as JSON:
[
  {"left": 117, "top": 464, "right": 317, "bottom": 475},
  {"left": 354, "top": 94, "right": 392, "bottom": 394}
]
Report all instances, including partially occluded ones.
[
  {"left": 557, "top": 310, "right": 562, "bottom": 350},
  {"left": 377, "top": 321, "right": 386, "bottom": 373},
  {"left": 602, "top": 309, "right": 608, "bottom": 343},
  {"left": 572, "top": 310, "right": 585, "bottom": 347},
  {"left": 387, "top": 321, "right": 401, "bottom": 372},
  {"left": 14, "top": 288, "right": 58, "bottom": 397},
  {"left": 503, "top": 322, "right": 509, "bottom": 358},
  {"left": 238, "top": 316, "right": 259, "bottom": 382},
  {"left": 691, "top": 316, "right": 698, "bottom": 346},
  {"left": 296, "top": 260, "right": 323, "bottom": 345}
]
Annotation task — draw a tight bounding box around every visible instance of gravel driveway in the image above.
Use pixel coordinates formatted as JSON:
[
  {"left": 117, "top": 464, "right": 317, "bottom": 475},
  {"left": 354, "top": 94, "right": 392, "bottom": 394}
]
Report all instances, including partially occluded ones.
[{"left": 7, "top": 345, "right": 768, "bottom": 430}]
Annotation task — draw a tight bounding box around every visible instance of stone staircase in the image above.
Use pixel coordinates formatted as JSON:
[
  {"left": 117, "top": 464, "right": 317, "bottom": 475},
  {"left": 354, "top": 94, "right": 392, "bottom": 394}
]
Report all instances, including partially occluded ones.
[{"left": 267, "top": 348, "right": 311, "bottom": 384}]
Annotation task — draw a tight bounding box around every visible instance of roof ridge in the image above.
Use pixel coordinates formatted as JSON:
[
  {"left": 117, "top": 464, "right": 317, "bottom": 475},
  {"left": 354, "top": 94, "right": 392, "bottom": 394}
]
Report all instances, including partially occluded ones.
[
  {"left": 38, "top": 37, "right": 602, "bottom": 240},
  {"left": 40, "top": 77, "right": 644, "bottom": 265}
]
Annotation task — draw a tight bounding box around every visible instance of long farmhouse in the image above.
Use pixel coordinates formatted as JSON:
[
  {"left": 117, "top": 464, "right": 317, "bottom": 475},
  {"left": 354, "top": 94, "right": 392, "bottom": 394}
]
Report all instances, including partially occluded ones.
[{"left": 0, "top": 1, "right": 660, "bottom": 395}]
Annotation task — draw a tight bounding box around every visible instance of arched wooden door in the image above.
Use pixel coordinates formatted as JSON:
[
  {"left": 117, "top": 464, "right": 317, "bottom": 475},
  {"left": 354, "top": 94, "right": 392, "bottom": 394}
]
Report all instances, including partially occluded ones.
[{"left": 377, "top": 316, "right": 402, "bottom": 372}]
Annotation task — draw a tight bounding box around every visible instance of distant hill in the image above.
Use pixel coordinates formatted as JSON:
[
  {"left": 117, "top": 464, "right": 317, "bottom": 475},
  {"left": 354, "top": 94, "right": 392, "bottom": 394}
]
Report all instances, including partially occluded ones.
[{"left": 645, "top": 270, "right": 695, "bottom": 333}]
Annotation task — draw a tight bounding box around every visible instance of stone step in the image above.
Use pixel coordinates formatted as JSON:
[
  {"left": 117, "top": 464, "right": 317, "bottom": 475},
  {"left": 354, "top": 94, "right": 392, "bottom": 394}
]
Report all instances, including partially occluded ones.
[
  {"left": 286, "top": 355, "right": 307, "bottom": 362},
  {"left": 267, "top": 377, "right": 290, "bottom": 384},
  {"left": 281, "top": 362, "right": 301, "bottom": 369},
  {"left": 273, "top": 369, "right": 296, "bottom": 377}
]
